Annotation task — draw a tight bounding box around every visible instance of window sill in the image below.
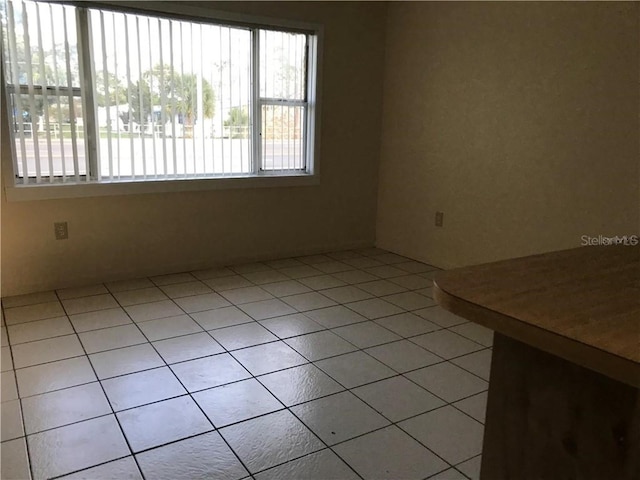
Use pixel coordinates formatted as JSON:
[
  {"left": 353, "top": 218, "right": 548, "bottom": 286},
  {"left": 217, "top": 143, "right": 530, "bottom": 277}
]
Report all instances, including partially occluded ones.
[{"left": 4, "top": 173, "right": 319, "bottom": 201}]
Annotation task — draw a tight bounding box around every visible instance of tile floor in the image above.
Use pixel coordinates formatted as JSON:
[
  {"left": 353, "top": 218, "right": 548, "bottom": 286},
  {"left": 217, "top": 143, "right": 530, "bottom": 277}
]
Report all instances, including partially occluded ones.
[{"left": 0, "top": 248, "right": 493, "bottom": 480}]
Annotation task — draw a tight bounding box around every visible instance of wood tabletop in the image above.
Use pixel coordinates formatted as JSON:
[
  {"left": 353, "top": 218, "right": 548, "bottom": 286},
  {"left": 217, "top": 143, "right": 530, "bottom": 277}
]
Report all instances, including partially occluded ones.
[{"left": 434, "top": 245, "right": 640, "bottom": 388}]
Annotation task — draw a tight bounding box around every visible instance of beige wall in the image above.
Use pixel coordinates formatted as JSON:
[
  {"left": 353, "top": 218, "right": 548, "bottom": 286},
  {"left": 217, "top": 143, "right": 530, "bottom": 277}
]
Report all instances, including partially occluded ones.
[
  {"left": 0, "top": 2, "right": 387, "bottom": 296},
  {"left": 377, "top": 2, "right": 640, "bottom": 269}
]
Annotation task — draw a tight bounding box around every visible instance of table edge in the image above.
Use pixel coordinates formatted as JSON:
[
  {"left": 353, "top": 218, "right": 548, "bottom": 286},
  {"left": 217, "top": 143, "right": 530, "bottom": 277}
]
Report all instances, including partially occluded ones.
[{"left": 433, "top": 281, "right": 640, "bottom": 389}]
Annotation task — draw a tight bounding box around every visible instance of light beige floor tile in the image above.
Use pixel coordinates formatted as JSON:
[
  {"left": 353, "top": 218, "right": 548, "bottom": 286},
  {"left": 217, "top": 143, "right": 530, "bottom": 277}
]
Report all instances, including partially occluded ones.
[
  {"left": 399, "top": 405, "right": 484, "bottom": 464},
  {"left": 260, "top": 280, "right": 312, "bottom": 298},
  {"left": 333, "top": 321, "right": 401, "bottom": 349},
  {"left": 254, "top": 448, "right": 358, "bottom": 480},
  {"left": 160, "top": 281, "right": 212, "bottom": 299},
  {"left": 62, "top": 294, "right": 119, "bottom": 315},
  {"left": 365, "top": 340, "right": 443, "bottom": 373},
  {"left": 79, "top": 324, "right": 147, "bottom": 354},
  {"left": 375, "top": 312, "right": 441, "bottom": 338},
  {"left": 383, "top": 291, "right": 437, "bottom": 310},
  {"left": 305, "top": 305, "right": 367, "bottom": 329},
  {"left": 259, "top": 313, "right": 324, "bottom": 339},
  {"left": 28, "top": 415, "right": 129, "bottom": 479},
  {"left": 333, "top": 425, "right": 448, "bottom": 480},
  {"left": 124, "top": 300, "right": 183, "bottom": 323},
  {"left": 219, "top": 410, "right": 323, "bottom": 473},
  {"left": 8, "top": 316, "right": 73, "bottom": 345},
  {"left": 278, "top": 265, "right": 324, "bottom": 279},
  {"left": 89, "top": 344, "right": 164, "bottom": 379},
  {"left": 353, "top": 376, "right": 445, "bottom": 422},
  {"left": 190, "top": 306, "right": 254, "bottom": 330},
  {"left": 1, "top": 399, "right": 24, "bottom": 441},
  {"left": 258, "top": 363, "right": 343, "bottom": 406},
  {"left": 1, "top": 437, "right": 31, "bottom": 480},
  {"left": 232, "top": 341, "right": 307, "bottom": 376},
  {"left": 411, "top": 330, "right": 484, "bottom": 360},
  {"left": 209, "top": 322, "right": 278, "bottom": 350},
  {"left": 454, "top": 391, "right": 488, "bottom": 424},
  {"left": 238, "top": 298, "right": 297, "bottom": 320},
  {"left": 16, "top": 357, "right": 97, "bottom": 397},
  {"left": 331, "top": 269, "right": 378, "bottom": 284},
  {"left": 344, "top": 298, "right": 404, "bottom": 320},
  {"left": 101, "top": 367, "right": 186, "bottom": 411},
  {"left": 153, "top": 332, "right": 224, "bottom": 364},
  {"left": 70, "top": 308, "right": 132, "bottom": 333},
  {"left": 136, "top": 432, "right": 247, "bottom": 480},
  {"left": 22, "top": 382, "right": 111, "bottom": 434},
  {"left": 415, "top": 306, "right": 468, "bottom": 327},
  {"left": 357, "top": 279, "right": 407, "bottom": 296},
  {"left": 60, "top": 456, "right": 142, "bottom": 480},
  {"left": 405, "top": 362, "right": 488, "bottom": 403},
  {"left": 2, "top": 346, "right": 14, "bottom": 371},
  {"left": 298, "top": 275, "right": 347, "bottom": 291},
  {"left": 170, "top": 353, "right": 250, "bottom": 392},
  {"left": 2, "top": 290, "right": 57, "bottom": 309},
  {"left": 203, "top": 275, "right": 254, "bottom": 292},
  {"left": 12, "top": 334, "right": 84, "bottom": 369},
  {"left": 457, "top": 455, "right": 482, "bottom": 480},
  {"left": 291, "top": 391, "right": 389, "bottom": 445},
  {"left": 314, "top": 351, "right": 395, "bottom": 388},
  {"left": 220, "top": 286, "right": 274, "bottom": 305},
  {"left": 451, "top": 349, "right": 493, "bottom": 381},
  {"left": 450, "top": 322, "right": 494, "bottom": 347},
  {"left": 242, "top": 270, "right": 289, "bottom": 285},
  {"left": 173, "top": 292, "right": 230, "bottom": 313},
  {"left": 136, "top": 315, "right": 202, "bottom": 341},
  {"left": 363, "top": 265, "right": 407, "bottom": 279},
  {"left": 282, "top": 292, "right": 336, "bottom": 312},
  {"left": 312, "top": 261, "right": 354, "bottom": 274},
  {"left": 193, "top": 378, "right": 283, "bottom": 427},
  {"left": 285, "top": 330, "right": 358, "bottom": 361},
  {"left": 1, "top": 371, "right": 19, "bottom": 402},
  {"left": 117, "top": 396, "right": 212, "bottom": 452},
  {"left": 5, "top": 301, "right": 65, "bottom": 325},
  {"left": 113, "top": 287, "right": 168, "bottom": 306},
  {"left": 57, "top": 285, "right": 108, "bottom": 300},
  {"left": 320, "top": 286, "right": 373, "bottom": 304}
]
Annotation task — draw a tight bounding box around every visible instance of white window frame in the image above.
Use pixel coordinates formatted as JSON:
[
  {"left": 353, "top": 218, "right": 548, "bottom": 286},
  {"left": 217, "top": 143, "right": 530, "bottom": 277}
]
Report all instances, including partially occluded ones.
[{"left": 1, "top": 1, "right": 323, "bottom": 201}]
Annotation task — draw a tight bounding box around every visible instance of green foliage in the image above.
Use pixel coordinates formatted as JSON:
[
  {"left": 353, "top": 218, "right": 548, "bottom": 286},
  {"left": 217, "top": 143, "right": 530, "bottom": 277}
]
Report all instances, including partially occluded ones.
[
  {"left": 224, "top": 106, "right": 249, "bottom": 127},
  {"left": 95, "top": 72, "right": 127, "bottom": 107},
  {"left": 135, "top": 65, "right": 215, "bottom": 128}
]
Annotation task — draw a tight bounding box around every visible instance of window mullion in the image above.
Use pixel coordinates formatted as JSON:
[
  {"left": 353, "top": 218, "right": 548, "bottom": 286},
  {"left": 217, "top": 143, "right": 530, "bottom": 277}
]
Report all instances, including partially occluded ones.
[
  {"left": 76, "top": 7, "right": 99, "bottom": 181},
  {"left": 251, "top": 28, "right": 261, "bottom": 174}
]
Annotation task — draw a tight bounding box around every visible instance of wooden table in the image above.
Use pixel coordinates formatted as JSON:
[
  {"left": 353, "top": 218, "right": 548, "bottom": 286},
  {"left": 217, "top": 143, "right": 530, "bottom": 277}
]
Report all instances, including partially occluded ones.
[{"left": 433, "top": 245, "right": 639, "bottom": 480}]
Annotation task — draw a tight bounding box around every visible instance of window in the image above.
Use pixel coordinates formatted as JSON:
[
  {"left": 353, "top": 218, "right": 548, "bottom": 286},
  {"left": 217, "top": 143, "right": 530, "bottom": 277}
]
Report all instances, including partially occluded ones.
[{"left": 0, "top": 0, "right": 320, "bottom": 191}]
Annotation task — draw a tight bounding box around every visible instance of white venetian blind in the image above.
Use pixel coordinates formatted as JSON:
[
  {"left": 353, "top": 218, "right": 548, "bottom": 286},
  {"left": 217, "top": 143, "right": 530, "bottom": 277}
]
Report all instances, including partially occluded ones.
[{"left": 1, "top": 0, "right": 315, "bottom": 185}]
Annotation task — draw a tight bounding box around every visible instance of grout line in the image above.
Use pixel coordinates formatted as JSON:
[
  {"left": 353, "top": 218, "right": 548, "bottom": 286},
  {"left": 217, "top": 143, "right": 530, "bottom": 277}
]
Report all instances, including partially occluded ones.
[
  {"left": 5, "top": 253, "right": 486, "bottom": 480},
  {"left": 53, "top": 290, "right": 147, "bottom": 480}
]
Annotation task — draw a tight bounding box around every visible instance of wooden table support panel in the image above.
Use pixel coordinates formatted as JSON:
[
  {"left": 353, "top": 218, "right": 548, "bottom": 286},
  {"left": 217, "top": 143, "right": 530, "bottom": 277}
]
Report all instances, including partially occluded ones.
[
  {"left": 434, "top": 245, "right": 640, "bottom": 480},
  {"left": 482, "top": 333, "right": 639, "bottom": 480}
]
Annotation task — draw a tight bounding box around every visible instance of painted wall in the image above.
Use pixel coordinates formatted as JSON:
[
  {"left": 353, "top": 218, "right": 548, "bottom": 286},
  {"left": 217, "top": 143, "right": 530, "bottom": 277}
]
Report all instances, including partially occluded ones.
[
  {"left": 1, "top": 2, "right": 387, "bottom": 296},
  {"left": 377, "top": 2, "right": 640, "bottom": 269}
]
